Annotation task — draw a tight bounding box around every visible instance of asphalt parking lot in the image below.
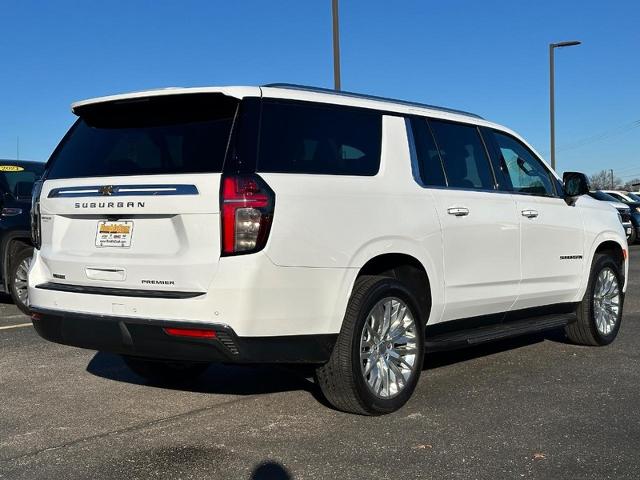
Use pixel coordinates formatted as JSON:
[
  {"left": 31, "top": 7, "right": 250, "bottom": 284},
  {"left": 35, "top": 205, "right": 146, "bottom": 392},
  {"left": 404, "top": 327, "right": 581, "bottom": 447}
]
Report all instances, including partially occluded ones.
[{"left": 1, "top": 246, "right": 639, "bottom": 480}]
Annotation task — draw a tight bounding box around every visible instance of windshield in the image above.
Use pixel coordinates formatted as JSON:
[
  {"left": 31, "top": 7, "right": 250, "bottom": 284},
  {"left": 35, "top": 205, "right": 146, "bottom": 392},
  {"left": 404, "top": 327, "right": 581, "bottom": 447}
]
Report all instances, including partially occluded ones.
[
  {"left": 0, "top": 162, "right": 45, "bottom": 198},
  {"left": 589, "top": 191, "right": 620, "bottom": 202},
  {"left": 47, "top": 94, "right": 238, "bottom": 180},
  {"left": 605, "top": 191, "right": 629, "bottom": 202},
  {"left": 626, "top": 192, "right": 640, "bottom": 202}
]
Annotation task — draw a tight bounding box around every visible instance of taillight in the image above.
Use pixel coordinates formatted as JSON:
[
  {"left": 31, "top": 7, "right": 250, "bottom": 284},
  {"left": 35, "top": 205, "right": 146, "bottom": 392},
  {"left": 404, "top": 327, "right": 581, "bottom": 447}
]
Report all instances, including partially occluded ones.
[
  {"left": 30, "top": 181, "right": 43, "bottom": 249},
  {"left": 220, "top": 175, "right": 275, "bottom": 255}
]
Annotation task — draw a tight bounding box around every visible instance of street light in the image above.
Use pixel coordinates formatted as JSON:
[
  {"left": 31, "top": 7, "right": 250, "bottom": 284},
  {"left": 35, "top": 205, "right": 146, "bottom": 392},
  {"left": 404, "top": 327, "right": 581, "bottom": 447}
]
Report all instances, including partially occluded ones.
[
  {"left": 549, "top": 40, "right": 581, "bottom": 171},
  {"left": 332, "top": 0, "right": 341, "bottom": 90}
]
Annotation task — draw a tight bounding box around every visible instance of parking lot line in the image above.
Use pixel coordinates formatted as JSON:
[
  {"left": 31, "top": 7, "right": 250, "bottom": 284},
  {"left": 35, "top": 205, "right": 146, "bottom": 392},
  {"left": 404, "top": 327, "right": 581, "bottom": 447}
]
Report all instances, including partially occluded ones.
[{"left": 0, "top": 322, "right": 32, "bottom": 330}]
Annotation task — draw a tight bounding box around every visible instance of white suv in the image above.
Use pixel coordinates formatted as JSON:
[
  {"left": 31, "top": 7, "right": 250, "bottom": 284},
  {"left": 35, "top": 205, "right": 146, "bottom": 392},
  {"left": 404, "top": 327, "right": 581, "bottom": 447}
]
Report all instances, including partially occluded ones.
[{"left": 29, "top": 84, "right": 628, "bottom": 415}]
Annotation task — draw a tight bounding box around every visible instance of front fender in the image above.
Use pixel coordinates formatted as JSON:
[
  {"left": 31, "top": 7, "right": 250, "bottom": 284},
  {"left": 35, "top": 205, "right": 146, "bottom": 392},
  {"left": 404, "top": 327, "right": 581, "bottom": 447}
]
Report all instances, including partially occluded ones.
[{"left": 576, "top": 230, "right": 629, "bottom": 301}]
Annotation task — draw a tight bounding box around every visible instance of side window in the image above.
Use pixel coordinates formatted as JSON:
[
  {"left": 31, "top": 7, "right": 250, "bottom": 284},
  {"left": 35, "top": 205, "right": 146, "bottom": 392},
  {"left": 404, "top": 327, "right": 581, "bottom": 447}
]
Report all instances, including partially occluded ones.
[
  {"left": 492, "top": 131, "right": 556, "bottom": 196},
  {"left": 429, "top": 120, "right": 495, "bottom": 190},
  {"left": 258, "top": 101, "right": 382, "bottom": 175},
  {"left": 408, "top": 117, "right": 446, "bottom": 187}
]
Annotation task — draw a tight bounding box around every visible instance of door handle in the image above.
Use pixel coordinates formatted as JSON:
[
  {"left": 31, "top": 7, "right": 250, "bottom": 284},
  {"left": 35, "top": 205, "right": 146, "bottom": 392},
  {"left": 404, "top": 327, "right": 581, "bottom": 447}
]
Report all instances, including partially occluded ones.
[
  {"left": 447, "top": 207, "right": 470, "bottom": 217},
  {"left": 521, "top": 209, "right": 539, "bottom": 219}
]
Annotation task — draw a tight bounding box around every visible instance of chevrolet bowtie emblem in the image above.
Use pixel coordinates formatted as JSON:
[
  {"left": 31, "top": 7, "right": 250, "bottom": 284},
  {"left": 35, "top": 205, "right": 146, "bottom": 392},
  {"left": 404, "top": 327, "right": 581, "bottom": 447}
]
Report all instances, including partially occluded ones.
[{"left": 99, "top": 185, "right": 115, "bottom": 196}]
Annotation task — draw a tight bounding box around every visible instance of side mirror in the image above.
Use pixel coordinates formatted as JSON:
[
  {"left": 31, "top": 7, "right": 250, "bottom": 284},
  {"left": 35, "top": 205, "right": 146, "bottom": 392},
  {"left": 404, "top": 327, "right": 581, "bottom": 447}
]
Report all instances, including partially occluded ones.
[{"left": 563, "top": 172, "right": 590, "bottom": 200}]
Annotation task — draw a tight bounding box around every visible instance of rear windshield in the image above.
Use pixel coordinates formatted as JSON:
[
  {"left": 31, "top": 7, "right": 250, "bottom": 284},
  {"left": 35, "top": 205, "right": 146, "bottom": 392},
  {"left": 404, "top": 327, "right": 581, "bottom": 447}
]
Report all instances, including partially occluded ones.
[
  {"left": 258, "top": 100, "right": 382, "bottom": 176},
  {"left": 47, "top": 94, "right": 238, "bottom": 180}
]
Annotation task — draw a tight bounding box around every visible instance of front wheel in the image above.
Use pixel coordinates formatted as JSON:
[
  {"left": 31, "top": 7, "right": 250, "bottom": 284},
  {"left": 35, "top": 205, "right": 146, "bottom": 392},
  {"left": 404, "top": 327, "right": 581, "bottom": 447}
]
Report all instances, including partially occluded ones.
[
  {"left": 315, "top": 276, "right": 425, "bottom": 415},
  {"left": 565, "top": 253, "right": 624, "bottom": 346},
  {"left": 9, "top": 246, "right": 33, "bottom": 315}
]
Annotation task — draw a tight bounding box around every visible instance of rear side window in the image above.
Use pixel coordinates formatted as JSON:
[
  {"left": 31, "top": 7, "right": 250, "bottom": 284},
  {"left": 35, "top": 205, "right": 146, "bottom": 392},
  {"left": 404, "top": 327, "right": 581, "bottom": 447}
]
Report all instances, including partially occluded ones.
[
  {"left": 258, "top": 101, "right": 381, "bottom": 175},
  {"left": 47, "top": 94, "right": 238, "bottom": 180},
  {"left": 408, "top": 117, "right": 446, "bottom": 187},
  {"left": 429, "top": 120, "right": 495, "bottom": 190}
]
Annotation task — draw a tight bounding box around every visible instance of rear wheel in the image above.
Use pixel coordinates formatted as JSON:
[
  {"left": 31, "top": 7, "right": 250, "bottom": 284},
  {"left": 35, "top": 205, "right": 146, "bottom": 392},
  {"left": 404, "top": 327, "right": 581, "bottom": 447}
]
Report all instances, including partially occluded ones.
[
  {"left": 565, "top": 253, "right": 624, "bottom": 346},
  {"left": 9, "top": 246, "right": 33, "bottom": 315},
  {"left": 315, "top": 276, "right": 425, "bottom": 415},
  {"left": 122, "top": 356, "right": 209, "bottom": 384},
  {"left": 629, "top": 227, "right": 637, "bottom": 244}
]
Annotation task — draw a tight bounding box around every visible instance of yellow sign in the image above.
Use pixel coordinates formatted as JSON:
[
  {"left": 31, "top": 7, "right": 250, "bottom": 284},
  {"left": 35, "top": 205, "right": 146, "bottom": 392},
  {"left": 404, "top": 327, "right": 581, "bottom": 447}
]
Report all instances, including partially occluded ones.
[
  {"left": 0, "top": 165, "right": 24, "bottom": 172},
  {"left": 99, "top": 224, "right": 131, "bottom": 234}
]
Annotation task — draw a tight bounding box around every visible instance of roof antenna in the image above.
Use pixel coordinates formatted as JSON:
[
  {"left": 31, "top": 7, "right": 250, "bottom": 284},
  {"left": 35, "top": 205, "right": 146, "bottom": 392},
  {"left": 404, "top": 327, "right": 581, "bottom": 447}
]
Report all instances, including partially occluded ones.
[{"left": 16, "top": 136, "right": 20, "bottom": 160}]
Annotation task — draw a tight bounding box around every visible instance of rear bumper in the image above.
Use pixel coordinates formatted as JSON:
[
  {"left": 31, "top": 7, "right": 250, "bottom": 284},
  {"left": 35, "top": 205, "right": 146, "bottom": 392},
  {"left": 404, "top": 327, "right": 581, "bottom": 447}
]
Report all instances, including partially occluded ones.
[
  {"left": 29, "top": 250, "right": 354, "bottom": 337},
  {"left": 31, "top": 308, "right": 337, "bottom": 364}
]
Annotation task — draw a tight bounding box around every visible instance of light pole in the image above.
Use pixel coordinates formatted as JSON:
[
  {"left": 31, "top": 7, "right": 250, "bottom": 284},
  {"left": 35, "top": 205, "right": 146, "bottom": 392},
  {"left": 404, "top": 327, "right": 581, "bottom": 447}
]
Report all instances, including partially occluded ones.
[
  {"left": 549, "top": 40, "right": 581, "bottom": 171},
  {"left": 332, "top": 0, "right": 341, "bottom": 90}
]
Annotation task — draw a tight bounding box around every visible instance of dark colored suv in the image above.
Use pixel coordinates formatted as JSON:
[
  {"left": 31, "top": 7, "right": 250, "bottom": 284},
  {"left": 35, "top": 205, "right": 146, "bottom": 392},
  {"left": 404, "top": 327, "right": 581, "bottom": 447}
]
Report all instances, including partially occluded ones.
[{"left": 0, "top": 160, "right": 45, "bottom": 313}]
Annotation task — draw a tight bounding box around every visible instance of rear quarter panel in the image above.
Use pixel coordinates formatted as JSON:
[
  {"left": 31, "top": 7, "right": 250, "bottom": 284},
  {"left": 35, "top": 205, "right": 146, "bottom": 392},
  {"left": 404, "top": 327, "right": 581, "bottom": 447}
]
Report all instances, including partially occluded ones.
[{"left": 260, "top": 115, "right": 445, "bottom": 331}]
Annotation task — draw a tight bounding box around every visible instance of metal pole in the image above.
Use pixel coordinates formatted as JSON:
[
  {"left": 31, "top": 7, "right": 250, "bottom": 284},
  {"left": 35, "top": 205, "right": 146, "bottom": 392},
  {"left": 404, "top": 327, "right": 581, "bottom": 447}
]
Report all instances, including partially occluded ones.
[
  {"left": 549, "top": 44, "right": 555, "bottom": 171},
  {"left": 549, "top": 40, "right": 580, "bottom": 172},
  {"left": 332, "top": 0, "right": 341, "bottom": 91},
  {"left": 611, "top": 169, "right": 614, "bottom": 189}
]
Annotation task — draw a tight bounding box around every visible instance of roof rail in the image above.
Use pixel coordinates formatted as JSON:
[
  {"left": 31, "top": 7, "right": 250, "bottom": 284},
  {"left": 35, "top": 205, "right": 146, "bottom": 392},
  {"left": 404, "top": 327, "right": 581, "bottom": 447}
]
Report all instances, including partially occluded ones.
[{"left": 263, "top": 83, "right": 484, "bottom": 119}]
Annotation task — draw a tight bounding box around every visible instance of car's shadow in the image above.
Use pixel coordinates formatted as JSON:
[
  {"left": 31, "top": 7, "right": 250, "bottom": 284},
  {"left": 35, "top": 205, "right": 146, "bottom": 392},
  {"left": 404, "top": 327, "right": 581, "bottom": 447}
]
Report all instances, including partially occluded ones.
[
  {"left": 86, "top": 328, "right": 570, "bottom": 406},
  {"left": 87, "top": 352, "right": 318, "bottom": 394},
  {"left": 424, "top": 328, "right": 568, "bottom": 369}
]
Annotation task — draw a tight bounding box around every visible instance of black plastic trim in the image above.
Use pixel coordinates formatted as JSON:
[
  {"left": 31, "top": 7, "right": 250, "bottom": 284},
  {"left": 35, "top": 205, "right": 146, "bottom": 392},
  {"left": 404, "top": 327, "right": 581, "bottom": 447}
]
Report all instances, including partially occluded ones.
[
  {"left": 36, "top": 282, "right": 205, "bottom": 299},
  {"left": 30, "top": 307, "right": 338, "bottom": 364},
  {"left": 425, "top": 303, "right": 578, "bottom": 351}
]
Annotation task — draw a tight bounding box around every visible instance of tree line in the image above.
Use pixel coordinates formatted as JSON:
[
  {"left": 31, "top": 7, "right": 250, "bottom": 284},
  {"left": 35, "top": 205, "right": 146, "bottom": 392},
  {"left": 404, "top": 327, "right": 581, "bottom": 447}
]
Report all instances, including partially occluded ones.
[{"left": 588, "top": 169, "right": 640, "bottom": 191}]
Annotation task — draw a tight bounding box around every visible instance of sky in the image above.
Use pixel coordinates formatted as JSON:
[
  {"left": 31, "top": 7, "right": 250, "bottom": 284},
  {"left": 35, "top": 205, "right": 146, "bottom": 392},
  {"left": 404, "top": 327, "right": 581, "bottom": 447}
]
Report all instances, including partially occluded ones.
[{"left": 1, "top": 0, "right": 639, "bottom": 182}]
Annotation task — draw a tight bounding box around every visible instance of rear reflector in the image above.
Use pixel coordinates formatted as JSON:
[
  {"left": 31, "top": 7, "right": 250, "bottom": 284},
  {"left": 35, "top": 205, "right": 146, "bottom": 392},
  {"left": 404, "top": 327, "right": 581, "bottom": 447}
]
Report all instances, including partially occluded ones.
[{"left": 163, "top": 327, "right": 217, "bottom": 339}]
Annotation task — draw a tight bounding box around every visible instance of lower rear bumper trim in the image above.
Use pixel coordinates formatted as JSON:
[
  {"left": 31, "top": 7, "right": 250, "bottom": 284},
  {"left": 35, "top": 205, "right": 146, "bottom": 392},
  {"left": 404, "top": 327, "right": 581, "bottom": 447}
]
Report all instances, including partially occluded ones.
[{"left": 30, "top": 307, "right": 337, "bottom": 364}]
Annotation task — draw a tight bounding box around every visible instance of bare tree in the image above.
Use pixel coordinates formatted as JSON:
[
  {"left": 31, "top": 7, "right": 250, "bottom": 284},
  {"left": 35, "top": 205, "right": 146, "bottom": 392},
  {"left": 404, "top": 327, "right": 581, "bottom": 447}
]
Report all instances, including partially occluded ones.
[
  {"left": 590, "top": 169, "right": 622, "bottom": 190},
  {"left": 622, "top": 178, "right": 640, "bottom": 191}
]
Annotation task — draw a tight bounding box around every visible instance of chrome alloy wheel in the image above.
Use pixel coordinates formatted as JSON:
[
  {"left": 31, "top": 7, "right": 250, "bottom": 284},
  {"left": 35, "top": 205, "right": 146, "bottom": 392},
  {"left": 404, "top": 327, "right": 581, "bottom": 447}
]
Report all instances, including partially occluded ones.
[
  {"left": 14, "top": 257, "right": 31, "bottom": 307},
  {"left": 593, "top": 267, "right": 620, "bottom": 336},
  {"left": 359, "top": 297, "right": 418, "bottom": 398}
]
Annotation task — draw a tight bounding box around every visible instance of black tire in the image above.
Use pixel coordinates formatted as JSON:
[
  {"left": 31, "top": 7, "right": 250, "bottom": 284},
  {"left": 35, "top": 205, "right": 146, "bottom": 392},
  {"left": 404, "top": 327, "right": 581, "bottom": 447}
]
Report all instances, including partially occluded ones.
[
  {"left": 629, "top": 227, "right": 638, "bottom": 245},
  {"left": 8, "top": 246, "right": 33, "bottom": 315},
  {"left": 315, "top": 275, "right": 425, "bottom": 415},
  {"left": 565, "top": 253, "right": 624, "bottom": 346},
  {"left": 122, "top": 356, "right": 209, "bottom": 384}
]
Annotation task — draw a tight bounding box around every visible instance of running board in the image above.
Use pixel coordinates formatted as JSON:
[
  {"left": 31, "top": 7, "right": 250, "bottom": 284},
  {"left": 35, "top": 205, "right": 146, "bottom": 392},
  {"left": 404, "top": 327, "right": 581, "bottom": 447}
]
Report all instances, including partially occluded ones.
[{"left": 425, "top": 313, "right": 576, "bottom": 352}]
